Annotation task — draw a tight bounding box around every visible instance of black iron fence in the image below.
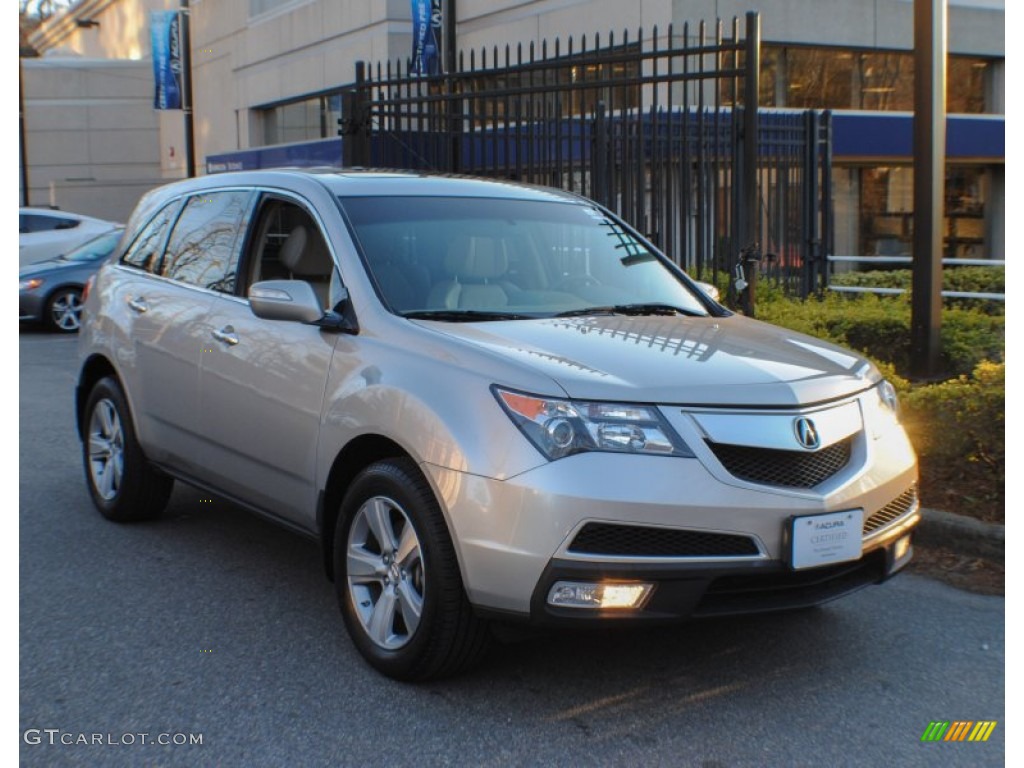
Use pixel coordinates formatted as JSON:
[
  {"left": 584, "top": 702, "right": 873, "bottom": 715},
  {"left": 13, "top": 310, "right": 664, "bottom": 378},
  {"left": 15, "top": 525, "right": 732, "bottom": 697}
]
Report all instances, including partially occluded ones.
[{"left": 340, "top": 12, "right": 831, "bottom": 302}]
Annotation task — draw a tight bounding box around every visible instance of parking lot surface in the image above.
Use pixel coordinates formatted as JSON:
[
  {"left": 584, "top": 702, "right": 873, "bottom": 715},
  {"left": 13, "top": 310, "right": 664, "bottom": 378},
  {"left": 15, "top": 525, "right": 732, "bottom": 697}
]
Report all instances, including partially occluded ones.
[{"left": 19, "top": 331, "right": 1004, "bottom": 767}]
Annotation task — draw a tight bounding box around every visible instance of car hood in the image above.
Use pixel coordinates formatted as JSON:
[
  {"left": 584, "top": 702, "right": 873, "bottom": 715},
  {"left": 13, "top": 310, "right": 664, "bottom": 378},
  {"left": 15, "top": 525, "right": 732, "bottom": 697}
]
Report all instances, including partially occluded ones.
[{"left": 415, "top": 314, "right": 879, "bottom": 406}]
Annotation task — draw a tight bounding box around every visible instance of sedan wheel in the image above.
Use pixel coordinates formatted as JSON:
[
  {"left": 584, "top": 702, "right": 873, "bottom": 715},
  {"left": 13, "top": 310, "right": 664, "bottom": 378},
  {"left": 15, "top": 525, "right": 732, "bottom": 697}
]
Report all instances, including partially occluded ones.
[{"left": 47, "top": 288, "right": 83, "bottom": 333}]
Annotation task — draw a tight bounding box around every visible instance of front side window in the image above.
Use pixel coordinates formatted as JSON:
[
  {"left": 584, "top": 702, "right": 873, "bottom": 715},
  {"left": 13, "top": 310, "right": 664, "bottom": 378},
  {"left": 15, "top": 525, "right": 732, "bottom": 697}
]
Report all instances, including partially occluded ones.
[
  {"left": 161, "top": 191, "right": 253, "bottom": 292},
  {"left": 244, "top": 198, "right": 341, "bottom": 309},
  {"left": 121, "top": 202, "right": 179, "bottom": 271},
  {"left": 339, "top": 196, "right": 711, "bottom": 318}
]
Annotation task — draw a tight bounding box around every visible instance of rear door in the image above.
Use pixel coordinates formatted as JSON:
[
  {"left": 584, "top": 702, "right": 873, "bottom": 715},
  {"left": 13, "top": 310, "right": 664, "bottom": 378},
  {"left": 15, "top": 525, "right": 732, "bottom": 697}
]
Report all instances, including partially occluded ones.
[
  {"left": 198, "top": 192, "right": 342, "bottom": 526},
  {"left": 116, "top": 190, "right": 253, "bottom": 477}
]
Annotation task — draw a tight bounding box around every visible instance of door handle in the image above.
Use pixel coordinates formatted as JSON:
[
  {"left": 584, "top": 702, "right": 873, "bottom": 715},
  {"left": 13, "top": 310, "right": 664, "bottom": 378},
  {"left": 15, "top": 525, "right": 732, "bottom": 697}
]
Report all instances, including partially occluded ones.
[
  {"left": 212, "top": 326, "right": 239, "bottom": 346},
  {"left": 127, "top": 297, "right": 148, "bottom": 314}
]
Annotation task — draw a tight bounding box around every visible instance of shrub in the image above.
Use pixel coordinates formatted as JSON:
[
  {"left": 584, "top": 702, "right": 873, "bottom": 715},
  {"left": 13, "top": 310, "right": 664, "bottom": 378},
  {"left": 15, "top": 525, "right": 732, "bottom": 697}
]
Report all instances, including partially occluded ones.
[
  {"left": 899, "top": 362, "right": 1005, "bottom": 521},
  {"left": 829, "top": 267, "right": 1004, "bottom": 315},
  {"left": 754, "top": 288, "right": 1003, "bottom": 377}
]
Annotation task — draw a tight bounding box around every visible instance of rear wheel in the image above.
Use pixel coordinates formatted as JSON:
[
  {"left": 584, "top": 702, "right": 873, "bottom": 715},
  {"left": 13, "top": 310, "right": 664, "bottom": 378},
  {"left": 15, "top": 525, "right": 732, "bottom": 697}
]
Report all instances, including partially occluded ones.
[
  {"left": 46, "top": 287, "right": 83, "bottom": 333},
  {"left": 82, "top": 376, "right": 173, "bottom": 521},
  {"left": 334, "top": 458, "right": 490, "bottom": 680}
]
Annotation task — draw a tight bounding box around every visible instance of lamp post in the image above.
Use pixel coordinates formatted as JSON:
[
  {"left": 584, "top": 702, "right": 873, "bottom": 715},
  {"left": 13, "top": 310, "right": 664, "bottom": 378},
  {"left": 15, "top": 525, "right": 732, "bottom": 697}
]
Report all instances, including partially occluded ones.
[
  {"left": 910, "top": 0, "right": 946, "bottom": 378},
  {"left": 180, "top": 0, "right": 196, "bottom": 177}
]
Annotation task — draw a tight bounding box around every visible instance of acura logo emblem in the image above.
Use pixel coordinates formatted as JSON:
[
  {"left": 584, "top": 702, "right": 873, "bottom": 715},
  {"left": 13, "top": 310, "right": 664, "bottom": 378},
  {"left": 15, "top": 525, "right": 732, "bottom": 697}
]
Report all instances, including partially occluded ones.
[{"left": 794, "top": 417, "right": 821, "bottom": 450}]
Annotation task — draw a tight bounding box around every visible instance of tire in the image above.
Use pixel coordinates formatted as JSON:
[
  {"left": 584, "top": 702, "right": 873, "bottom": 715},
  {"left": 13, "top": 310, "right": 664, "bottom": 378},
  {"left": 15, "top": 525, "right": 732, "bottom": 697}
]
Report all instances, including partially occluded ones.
[
  {"left": 82, "top": 376, "right": 173, "bottom": 522},
  {"left": 334, "top": 458, "right": 490, "bottom": 681},
  {"left": 45, "top": 287, "right": 83, "bottom": 333}
]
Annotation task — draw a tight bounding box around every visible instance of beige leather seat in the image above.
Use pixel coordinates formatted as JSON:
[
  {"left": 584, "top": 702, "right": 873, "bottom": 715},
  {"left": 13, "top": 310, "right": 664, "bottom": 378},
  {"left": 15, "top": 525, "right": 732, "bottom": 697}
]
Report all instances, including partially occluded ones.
[
  {"left": 427, "top": 236, "right": 510, "bottom": 309},
  {"left": 279, "top": 225, "right": 333, "bottom": 308}
]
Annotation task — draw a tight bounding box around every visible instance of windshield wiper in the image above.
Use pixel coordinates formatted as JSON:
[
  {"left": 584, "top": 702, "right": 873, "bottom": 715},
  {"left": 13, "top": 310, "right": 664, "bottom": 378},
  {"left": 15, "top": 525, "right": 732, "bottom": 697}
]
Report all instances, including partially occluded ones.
[
  {"left": 403, "top": 309, "right": 537, "bottom": 322},
  {"left": 553, "top": 303, "right": 704, "bottom": 318}
]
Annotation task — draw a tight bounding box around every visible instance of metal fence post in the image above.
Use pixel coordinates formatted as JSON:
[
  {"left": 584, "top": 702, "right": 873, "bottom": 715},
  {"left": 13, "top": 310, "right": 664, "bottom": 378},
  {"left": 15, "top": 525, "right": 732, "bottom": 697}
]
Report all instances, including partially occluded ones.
[
  {"left": 802, "top": 109, "right": 820, "bottom": 299},
  {"left": 593, "top": 101, "right": 608, "bottom": 206},
  {"left": 341, "top": 61, "right": 370, "bottom": 167},
  {"left": 741, "top": 11, "right": 761, "bottom": 315}
]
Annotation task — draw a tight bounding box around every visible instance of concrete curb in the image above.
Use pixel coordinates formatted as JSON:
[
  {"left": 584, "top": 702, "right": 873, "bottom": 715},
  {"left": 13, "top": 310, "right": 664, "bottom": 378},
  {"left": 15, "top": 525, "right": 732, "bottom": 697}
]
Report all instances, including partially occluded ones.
[{"left": 916, "top": 508, "right": 1004, "bottom": 561}]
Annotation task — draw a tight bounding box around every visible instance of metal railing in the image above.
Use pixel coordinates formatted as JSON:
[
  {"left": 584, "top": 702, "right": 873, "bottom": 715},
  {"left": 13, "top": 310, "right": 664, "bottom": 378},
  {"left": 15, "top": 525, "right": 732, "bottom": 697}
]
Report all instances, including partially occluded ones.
[{"left": 826, "top": 255, "right": 1005, "bottom": 301}]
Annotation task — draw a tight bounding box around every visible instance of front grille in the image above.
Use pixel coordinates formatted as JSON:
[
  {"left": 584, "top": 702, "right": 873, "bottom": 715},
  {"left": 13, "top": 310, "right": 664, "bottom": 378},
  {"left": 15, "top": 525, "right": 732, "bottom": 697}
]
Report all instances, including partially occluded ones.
[
  {"left": 863, "top": 485, "right": 919, "bottom": 536},
  {"left": 706, "top": 436, "right": 853, "bottom": 489},
  {"left": 568, "top": 522, "right": 761, "bottom": 558}
]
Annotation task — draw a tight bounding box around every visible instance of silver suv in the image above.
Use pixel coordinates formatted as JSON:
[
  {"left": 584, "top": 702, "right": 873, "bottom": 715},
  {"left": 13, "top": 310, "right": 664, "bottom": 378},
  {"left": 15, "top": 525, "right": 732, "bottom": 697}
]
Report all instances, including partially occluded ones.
[{"left": 77, "top": 170, "right": 919, "bottom": 680}]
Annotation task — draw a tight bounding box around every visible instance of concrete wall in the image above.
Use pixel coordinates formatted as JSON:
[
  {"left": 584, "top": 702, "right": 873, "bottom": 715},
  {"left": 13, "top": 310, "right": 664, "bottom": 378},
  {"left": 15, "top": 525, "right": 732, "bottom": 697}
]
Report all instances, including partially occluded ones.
[
  {"left": 22, "top": 58, "right": 164, "bottom": 222},
  {"left": 190, "top": 0, "right": 414, "bottom": 160}
]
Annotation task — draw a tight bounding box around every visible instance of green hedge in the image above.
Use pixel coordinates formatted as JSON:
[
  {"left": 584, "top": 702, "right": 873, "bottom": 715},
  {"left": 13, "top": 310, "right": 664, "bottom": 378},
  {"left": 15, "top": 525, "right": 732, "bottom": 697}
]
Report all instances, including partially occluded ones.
[
  {"left": 830, "top": 266, "right": 1004, "bottom": 294},
  {"left": 830, "top": 267, "right": 1005, "bottom": 315},
  {"left": 754, "top": 289, "right": 1004, "bottom": 377}
]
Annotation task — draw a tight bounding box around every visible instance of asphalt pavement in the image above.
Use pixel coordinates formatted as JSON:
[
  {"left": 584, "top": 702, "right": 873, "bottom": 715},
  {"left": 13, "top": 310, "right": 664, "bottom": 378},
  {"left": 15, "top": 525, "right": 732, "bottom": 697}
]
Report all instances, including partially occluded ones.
[{"left": 19, "top": 330, "right": 1005, "bottom": 767}]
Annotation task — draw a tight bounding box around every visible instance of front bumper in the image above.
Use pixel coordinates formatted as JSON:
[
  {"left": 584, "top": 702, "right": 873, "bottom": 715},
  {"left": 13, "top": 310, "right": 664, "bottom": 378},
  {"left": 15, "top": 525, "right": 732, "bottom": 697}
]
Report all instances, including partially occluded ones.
[
  {"left": 422, "top": 418, "right": 918, "bottom": 620},
  {"left": 19, "top": 291, "right": 44, "bottom": 322}
]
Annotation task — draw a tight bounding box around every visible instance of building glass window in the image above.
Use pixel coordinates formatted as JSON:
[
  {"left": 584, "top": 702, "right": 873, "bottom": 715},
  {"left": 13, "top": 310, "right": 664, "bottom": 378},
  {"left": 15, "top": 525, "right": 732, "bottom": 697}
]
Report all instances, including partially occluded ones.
[
  {"left": 854, "top": 165, "right": 988, "bottom": 260},
  {"left": 759, "top": 46, "right": 992, "bottom": 114},
  {"left": 258, "top": 93, "right": 343, "bottom": 146}
]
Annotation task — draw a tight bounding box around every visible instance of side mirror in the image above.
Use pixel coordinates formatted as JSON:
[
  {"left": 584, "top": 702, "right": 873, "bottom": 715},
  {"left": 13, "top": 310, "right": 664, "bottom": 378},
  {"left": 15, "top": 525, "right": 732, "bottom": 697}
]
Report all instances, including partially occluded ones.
[{"left": 249, "top": 280, "right": 324, "bottom": 323}]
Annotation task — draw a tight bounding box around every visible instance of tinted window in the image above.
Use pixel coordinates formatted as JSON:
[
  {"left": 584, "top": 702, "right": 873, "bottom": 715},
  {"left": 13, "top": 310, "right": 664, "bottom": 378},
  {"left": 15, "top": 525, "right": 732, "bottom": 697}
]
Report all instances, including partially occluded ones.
[
  {"left": 121, "top": 202, "right": 178, "bottom": 271},
  {"left": 161, "top": 191, "right": 251, "bottom": 292}
]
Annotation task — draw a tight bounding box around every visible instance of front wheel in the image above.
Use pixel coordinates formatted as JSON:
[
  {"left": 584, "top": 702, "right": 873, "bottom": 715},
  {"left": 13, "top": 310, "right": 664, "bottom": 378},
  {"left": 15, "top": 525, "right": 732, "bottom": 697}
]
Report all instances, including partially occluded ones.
[
  {"left": 82, "top": 376, "right": 173, "bottom": 522},
  {"left": 334, "top": 458, "right": 490, "bottom": 681}
]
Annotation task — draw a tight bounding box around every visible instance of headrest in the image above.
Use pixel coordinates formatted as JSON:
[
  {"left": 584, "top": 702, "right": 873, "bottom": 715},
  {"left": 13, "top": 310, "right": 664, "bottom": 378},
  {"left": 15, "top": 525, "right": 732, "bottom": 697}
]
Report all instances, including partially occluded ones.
[
  {"left": 280, "top": 225, "right": 331, "bottom": 276},
  {"left": 444, "top": 236, "right": 508, "bottom": 280}
]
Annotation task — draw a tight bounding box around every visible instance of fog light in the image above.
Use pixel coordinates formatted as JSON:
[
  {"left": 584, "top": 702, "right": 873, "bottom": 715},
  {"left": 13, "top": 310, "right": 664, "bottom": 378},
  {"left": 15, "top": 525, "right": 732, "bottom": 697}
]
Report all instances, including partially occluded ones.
[
  {"left": 547, "top": 581, "right": 653, "bottom": 609},
  {"left": 894, "top": 534, "right": 912, "bottom": 561}
]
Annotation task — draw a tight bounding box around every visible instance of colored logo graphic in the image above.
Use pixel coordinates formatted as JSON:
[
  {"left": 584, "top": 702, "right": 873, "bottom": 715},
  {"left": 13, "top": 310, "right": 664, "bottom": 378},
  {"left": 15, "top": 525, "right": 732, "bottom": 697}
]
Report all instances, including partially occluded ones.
[{"left": 921, "top": 721, "right": 997, "bottom": 742}]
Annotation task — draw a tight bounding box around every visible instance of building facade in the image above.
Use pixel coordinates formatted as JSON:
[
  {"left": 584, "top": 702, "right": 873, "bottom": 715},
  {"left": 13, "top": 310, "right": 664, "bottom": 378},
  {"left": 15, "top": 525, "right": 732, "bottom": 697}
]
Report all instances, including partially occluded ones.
[{"left": 24, "top": 0, "right": 1005, "bottom": 258}]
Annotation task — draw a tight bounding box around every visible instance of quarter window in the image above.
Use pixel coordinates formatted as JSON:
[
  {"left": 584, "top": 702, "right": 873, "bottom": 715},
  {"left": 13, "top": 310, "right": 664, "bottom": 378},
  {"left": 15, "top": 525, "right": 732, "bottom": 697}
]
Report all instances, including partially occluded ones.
[{"left": 161, "top": 191, "right": 253, "bottom": 292}]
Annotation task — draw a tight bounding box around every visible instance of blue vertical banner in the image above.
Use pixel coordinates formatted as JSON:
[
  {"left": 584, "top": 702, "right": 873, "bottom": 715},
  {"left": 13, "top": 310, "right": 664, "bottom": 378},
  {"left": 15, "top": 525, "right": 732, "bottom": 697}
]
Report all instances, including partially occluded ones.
[
  {"left": 151, "top": 10, "right": 183, "bottom": 110},
  {"left": 410, "top": 0, "right": 441, "bottom": 75}
]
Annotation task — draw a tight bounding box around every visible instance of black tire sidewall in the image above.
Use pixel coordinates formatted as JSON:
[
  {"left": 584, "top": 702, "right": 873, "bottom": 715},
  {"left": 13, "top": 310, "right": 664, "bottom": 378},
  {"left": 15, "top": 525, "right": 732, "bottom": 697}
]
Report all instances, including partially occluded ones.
[{"left": 82, "top": 376, "right": 158, "bottom": 521}]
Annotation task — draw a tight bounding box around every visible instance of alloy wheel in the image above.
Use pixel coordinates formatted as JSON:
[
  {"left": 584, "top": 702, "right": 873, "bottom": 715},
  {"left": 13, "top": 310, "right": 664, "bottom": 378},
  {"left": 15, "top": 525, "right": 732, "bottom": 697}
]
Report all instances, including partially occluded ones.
[
  {"left": 88, "top": 398, "right": 124, "bottom": 501},
  {"left": 346, "top": 496, "right": 425, "bottom": 650},
  {"left": 50, "top": 290, "right": 83, "bottom": 331}
]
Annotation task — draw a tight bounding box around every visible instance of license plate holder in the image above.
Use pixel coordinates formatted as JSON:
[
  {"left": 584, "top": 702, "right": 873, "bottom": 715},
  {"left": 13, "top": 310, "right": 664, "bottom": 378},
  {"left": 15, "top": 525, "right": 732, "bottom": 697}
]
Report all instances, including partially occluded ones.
[{"left": 788, "top": 509, "right": 863, "bottom": 570}]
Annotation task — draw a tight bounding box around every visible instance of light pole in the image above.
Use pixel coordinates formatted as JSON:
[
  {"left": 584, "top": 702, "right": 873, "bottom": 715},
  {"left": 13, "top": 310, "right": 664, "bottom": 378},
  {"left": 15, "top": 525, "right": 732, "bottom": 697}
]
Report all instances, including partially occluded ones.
[{"left": 910, "top": 0, "right": 946, "bottom": 378}]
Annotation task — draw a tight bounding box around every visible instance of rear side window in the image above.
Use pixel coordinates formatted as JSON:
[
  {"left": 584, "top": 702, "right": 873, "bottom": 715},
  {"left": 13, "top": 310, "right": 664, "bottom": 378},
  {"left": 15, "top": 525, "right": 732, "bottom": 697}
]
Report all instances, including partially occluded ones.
[
  {"left": 121, "top": 202, "right": 179, "bottom": 271},
  {"left": 161, "top": 191, "right": 252, "bottom": 292},
  {"left": 20, "top": 213, "right": 77, "bottom": 233}
]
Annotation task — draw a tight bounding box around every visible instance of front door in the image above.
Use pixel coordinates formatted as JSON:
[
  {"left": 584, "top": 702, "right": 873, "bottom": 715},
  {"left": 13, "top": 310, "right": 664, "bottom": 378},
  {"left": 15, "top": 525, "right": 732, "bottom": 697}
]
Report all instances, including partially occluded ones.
[{"left": 198, "top": 194, "right": 342, "bottom": 526}]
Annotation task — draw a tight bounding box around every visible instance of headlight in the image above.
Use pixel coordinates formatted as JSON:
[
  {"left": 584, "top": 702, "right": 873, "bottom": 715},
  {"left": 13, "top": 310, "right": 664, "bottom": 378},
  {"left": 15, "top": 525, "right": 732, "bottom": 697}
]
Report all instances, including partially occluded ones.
[
  {"left": 19, "top": 278, "right": 44, "bottom": 291},
  {"left": 494, "top": 387, "right": 694, "bottom": 460},
  {"left": 878, "top": 380, "right": 901, "bottom": 418}
]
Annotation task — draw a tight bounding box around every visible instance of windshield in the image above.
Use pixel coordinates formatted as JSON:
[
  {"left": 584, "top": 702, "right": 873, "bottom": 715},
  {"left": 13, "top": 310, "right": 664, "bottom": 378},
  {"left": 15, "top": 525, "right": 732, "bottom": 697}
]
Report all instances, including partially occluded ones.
[
  {"left": 64, "top": 230, "right": 123, "bottom": 262},
  {"left": 338, "top": 196, "right": 712, "bottom": 319}
]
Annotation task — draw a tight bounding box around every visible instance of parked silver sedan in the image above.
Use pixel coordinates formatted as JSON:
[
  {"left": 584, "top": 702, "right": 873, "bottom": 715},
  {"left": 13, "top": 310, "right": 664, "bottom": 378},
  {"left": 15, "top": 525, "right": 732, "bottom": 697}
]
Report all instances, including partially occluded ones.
[
  {"left": 76, "top": 170, "right": 918, "bottom": 680},
  {"left": 20, "top": 228, "right": 124, "bottom": 332}
]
